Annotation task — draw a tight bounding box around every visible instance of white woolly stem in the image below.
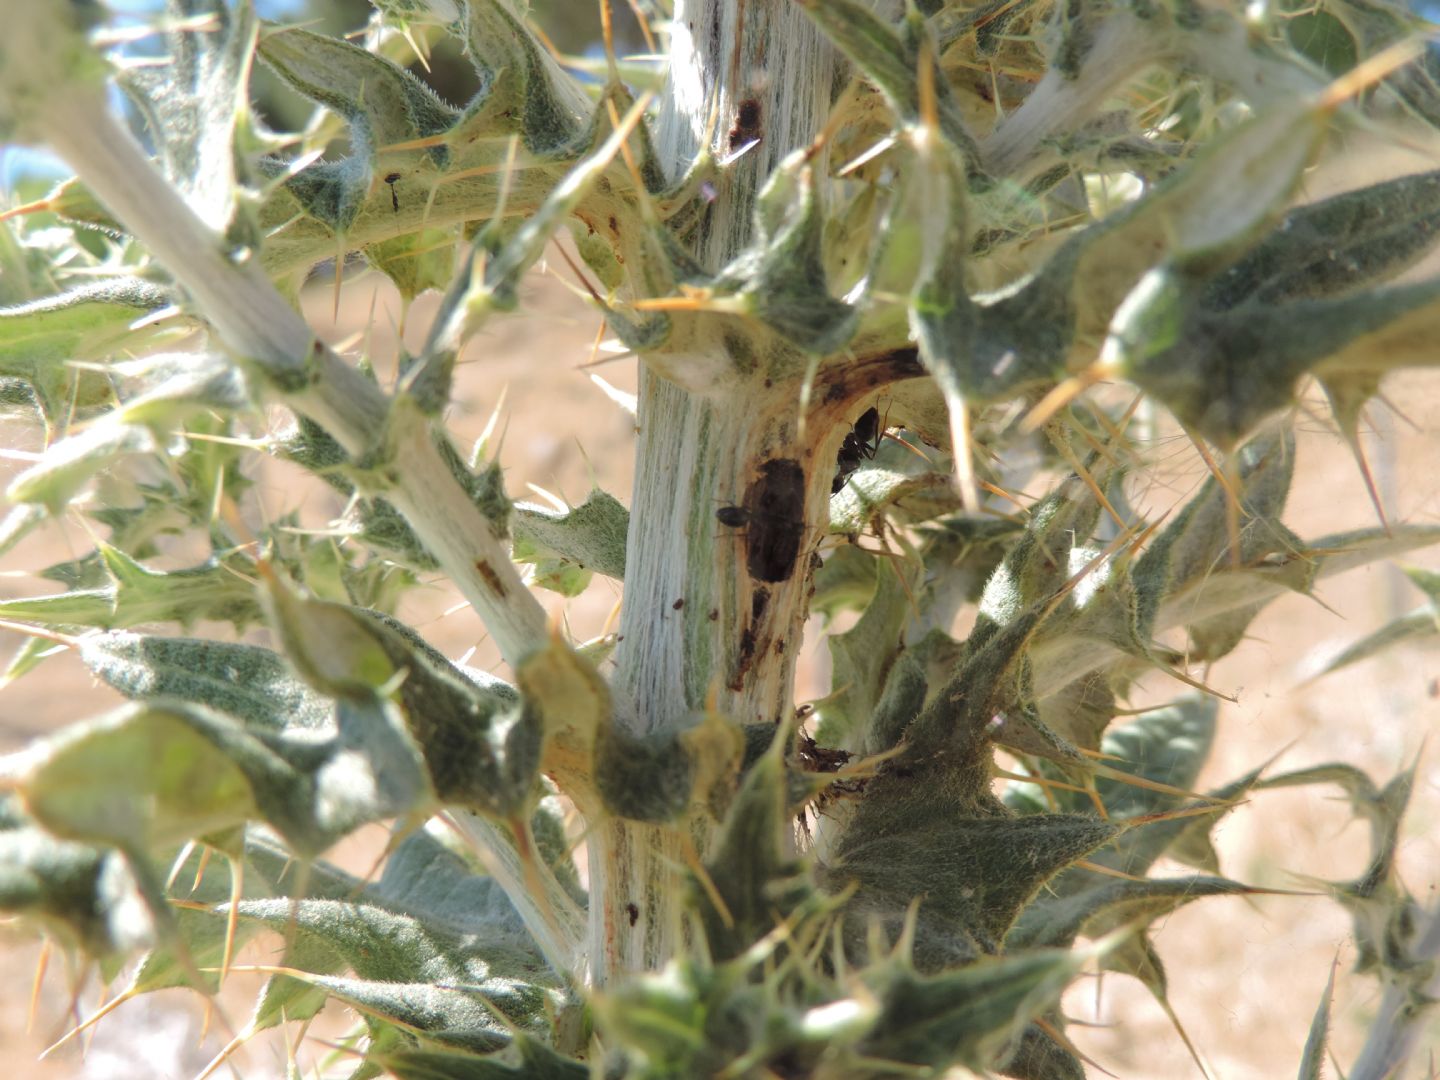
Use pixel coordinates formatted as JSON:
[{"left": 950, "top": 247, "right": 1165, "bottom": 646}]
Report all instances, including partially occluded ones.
[{"left": 588, "top": 0, "right": 843, "bottom": 982}]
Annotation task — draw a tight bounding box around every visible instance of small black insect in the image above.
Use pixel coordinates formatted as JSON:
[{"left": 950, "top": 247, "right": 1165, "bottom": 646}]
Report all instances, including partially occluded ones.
[
  {"left": 714, "top": 459, "right": 808, "bottom": 583},
  {"left": 831, "top": 406, "right": 882, "bottom": 494},
  {"left": 715, "top": 504, "right": 752, "bottom": 528},
  {"left": 384, "top": 172, "right": 402, "bottom": 213}
]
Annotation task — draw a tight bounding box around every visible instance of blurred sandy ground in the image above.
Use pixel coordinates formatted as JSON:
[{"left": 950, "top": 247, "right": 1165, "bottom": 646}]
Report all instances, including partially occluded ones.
[{"left": 1, "top": 130, "right": 1439, "bottom": 1078}]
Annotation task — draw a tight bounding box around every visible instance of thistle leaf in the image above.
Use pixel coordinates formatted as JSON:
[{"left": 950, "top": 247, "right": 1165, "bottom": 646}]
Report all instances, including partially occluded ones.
[
  {"left": 717, "top": 155, "right": 858, "bottom": 353},
  {"left": 1298, "top": 960, "right": 1338, "bottom": 1080},
  {"left": 1203, "top": 169, "right": 1440, "bottom": 309},
  {"left": 1312, "top": 565, "right": 1440, "bottom": 677},
  {"left": 1004, "top": 695, "right": 1217, "bottom": 819},
  {"left": 120, "top": 0, "right": 260, "bottom": 234},
  {"left": 817, "top": 553, "right": 922, "bottom": 751},
  {"left": 259, "top": 26, "right": 458, "bottom": 233},
  {"left": 1117, "top": 270, "right": 1440, "bottom": 447},
  {"left": 377, "top": 1040, "right": 588, "bottom": 1080},
  {"left": 263, "top": 583, "right": 541, "bottom": 818},
  {"left": 1256, "top": 762, "right": 1420, "bottom": 976},
  {"left": 832, "top": 809, "right": 1119, "bottom": 965},
  {"left": 458, "top": 0, "right": 590, "bottom": 156},
  {"left": 859, "top": 945, "right": 1089, "bottom": 1071},
  {"left": 125, "top": 832, "right": 352, "bottom": 997},
  {"left": 0, "top": 796, "right": 153, "bottom": 957},
  {"left": 512, "top": 489, "right": 629, "bottom": 585},
  {"left": 12, "top": 704, "right": 260, "bottom": 851},
  {"left": 798, "top": 0, "right": 983, "bottom": 166},
  {"left": 1130, "top": 427, "right": 1303, "bottom": 663},
  {"left": 0, "top": 549, "right": 261, "bottom": 631},
  {"left": 810, "top": 544, "right": 881, "bottom": 620},
  {"left": 257, "top": 972, "right": 524, "bottom": 1053},
  {"left": 6, "top": 423, "right": 157, "bottom": 511},
  {"left": 1086, "top": 695, "right": 1218, "bottom": 821},
  {"left": 1060, "top": 91, "right": 1331, "bottom": 343},
  {"left": 365, "top": 227, "right": 458, "bottom": 303},
  {"left": 512, "top": 632, "right": 605, "bottom": 777},
  {"left": 1009, "top": 874, "right": 1264, "bottom": 952},
  {"left": 0, "top": 279, "right": 175, "bottom": 421}
]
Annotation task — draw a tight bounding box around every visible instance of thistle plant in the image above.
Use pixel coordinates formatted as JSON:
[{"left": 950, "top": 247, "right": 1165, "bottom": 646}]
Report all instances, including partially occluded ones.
[{"left": 1, "top": 0, "right": 1440, "bottom": 1077}]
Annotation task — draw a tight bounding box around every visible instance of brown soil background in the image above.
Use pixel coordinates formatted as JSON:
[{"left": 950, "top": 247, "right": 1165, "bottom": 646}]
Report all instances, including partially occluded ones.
[{"left": 1, "top": 134, "right": 1439, "bottom": 1079}]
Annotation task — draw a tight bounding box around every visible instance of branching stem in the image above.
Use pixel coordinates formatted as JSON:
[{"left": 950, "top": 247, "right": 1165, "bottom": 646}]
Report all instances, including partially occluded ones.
[{"left": 34, "top": 84, "right": 550, "bottom": 670}]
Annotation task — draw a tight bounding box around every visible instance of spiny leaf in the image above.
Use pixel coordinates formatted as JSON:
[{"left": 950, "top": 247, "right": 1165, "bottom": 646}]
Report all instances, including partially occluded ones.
[
  {"left": 120, "top": 0, "right": 260, "bottom": 234},
  {"left": 0, "top": 633, "right": 69, "bottom": 688},
  {"left": 1287, "top": 8, "right": 1359, "bottom": 76},
  {"left": 365, "top": 227, "right": 458, "bottom": 303},
  {"left": 863, "top": 635, "right": 933, "bottom": 759},
  {"left": 798, "top": 0, "right": 983, "bottom": 167},
  {"left": 810, "top": 543, "right": 881, "bottom": 620},
  {"left": 1008, "top": 873, "right": 1264, "bottom": 951},
  {"left": 6, "top": 691, "right": 428, "bottom": 860},
  {"left": 1312, "top": 565, "right": 1440, "bottom": 678},
  {"left": 859, "top": 945, "right": 1090, "bottom": 1071},
  {"left": 111, "top": 350, "right": 250, "bottom": 424},
  {"left": 458, "top": 0, "right": 590, "bottom": 156},
  {"left": 380, "top": 818, "right": 581, "bottom": 944},
  {"left": 715, "top": 154, "right": 858, "bottom": 353},
  {"left": 377, "top": 1040, "right": 588, "bottom": 1080},
  {"left": 0, "top": 278, "right": 175, "bottom": 421},
  {"left": 243, "top": 970, "right": 518, "bottom": 1053},
  {"left": 512, "top": 488, "right": 629, "bottom": 586},
  {"left": 697, "top": 730, "right": 812, "bottom": 962},
  {"left": 424, "top": 91, "right": 654, "bottom": 349},
  {"left": 829, "top": 464, "right": 957, "bottom": 535},
  {"left": 831, "top": 809, "right": 1119, "bottom": 964},
  {"left": 263, "top": 582, "right": 541, "bottom": 818},
  {"left": 0, "top": 796, "right": 153, "bottom": 957},
  {"left": 1116, "top": 269, "right": 1440, "bottom": 448},
  {"left": 1033, "top": 672, "right": 1117, "bottom": 755},
  {"left": 228, "top": 893, "right": 555, "bottom": 989},
  {"left": 1298, "top": 959, "right": 1337, "bottom": 1080},
  {"left": 7, "top": 423, "right": 157, "bottom": 511},
  {"left": 817, "top": 552, "right": 921, "bottom": 752},
  {"left": 1057, "top": 88, "right": 1333, "bottom": 345},
  {"left": 906, "top": 603, "right": 1047, "bottom": 768},
  {"left": 1129, "top": 426, "right": 1302, "bottom": 663},
  {"left": 258, "top": 26, "right": 458, "bottom": 234},
  {"left": 0, "top": 548, "right": 261, "bottom": 632},
  {"left": 1088, "top": 696, "right": 1215, "bottom": 819},
  {"left": 127, "top": 831, "right": 351, "bottom": 997},
  {"left": 1138, "top": 521, "right": 1440, "bottom": 682},
  {"left": 13, "top": 704, "right": 259, "bottom": 851},
  {"left": 1202, "top": 168, "right": 1440, "bottom": 310},
  {"left": 1005, "top": 695, "right": 1217, "bottom": 819},
  {"left": 1002, "top": 1024, "right": 1087, "bottom": 1080},
  {"left": 516, "top": 634, "right": 608, "bottom": 812},
  {"left": 1067, "top": 763, "right": 1264, "bottom": 885},
  {"left": 1267, "top": 762, "right": 1424, "bottom": 979},
  {"left": 976, "top": 470, "right": 1110, "bottom": 636}
]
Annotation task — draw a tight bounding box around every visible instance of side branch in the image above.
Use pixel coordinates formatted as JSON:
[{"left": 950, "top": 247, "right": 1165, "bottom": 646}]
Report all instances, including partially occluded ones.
[{"left": 32, "top": 84, "right": 549, "bottom": 668}]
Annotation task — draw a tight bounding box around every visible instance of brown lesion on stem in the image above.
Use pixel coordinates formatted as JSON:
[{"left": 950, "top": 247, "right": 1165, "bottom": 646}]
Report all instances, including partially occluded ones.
[
  {"left": 813, "top": 347, "right": 925, "bottom": 410},
  {"left": 473, "top": 558, "right": 509, "bottom": 599},
  {"left": 728, "top": 97, "right": 763, "bottom": 150},
  {"left": 715, "top": 346, "right": 927, "bottom": 706}
]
